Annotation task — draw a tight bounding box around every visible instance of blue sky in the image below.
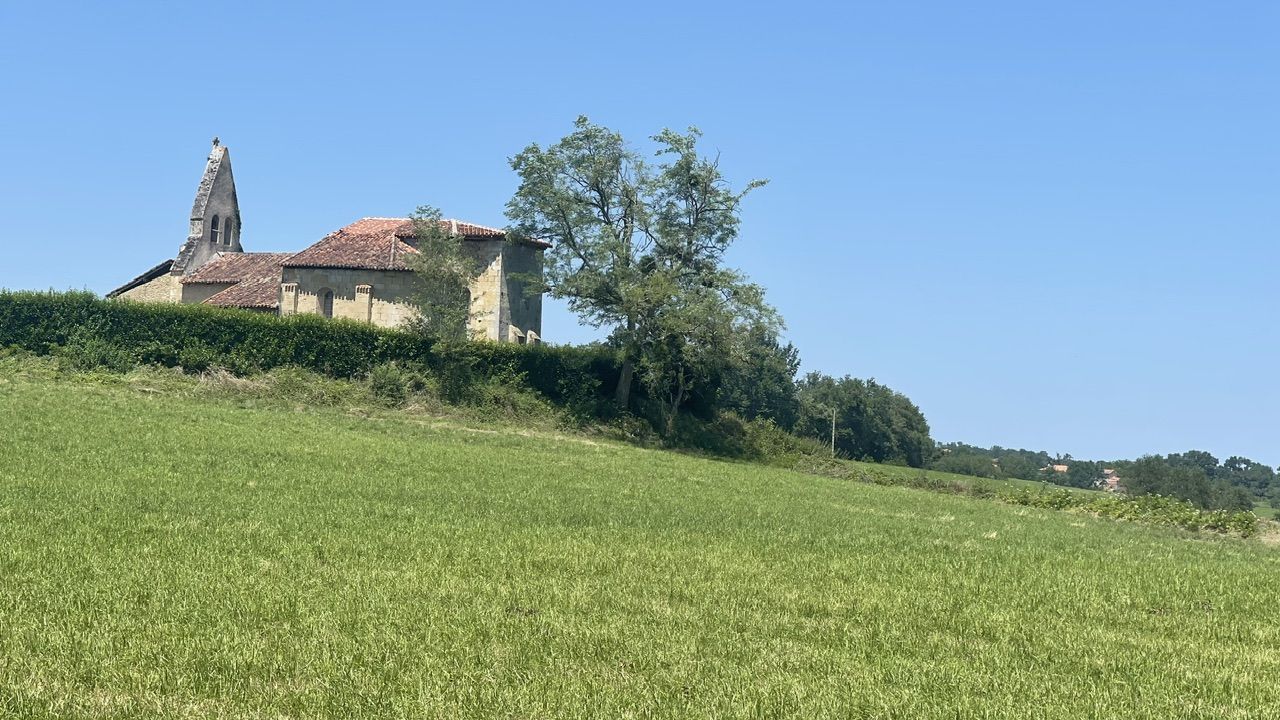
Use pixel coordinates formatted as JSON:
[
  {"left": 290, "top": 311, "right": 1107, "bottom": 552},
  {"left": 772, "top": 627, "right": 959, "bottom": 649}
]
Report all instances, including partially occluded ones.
[{"left": 1, "top": 1, "right": 1276, "bottom": 466}]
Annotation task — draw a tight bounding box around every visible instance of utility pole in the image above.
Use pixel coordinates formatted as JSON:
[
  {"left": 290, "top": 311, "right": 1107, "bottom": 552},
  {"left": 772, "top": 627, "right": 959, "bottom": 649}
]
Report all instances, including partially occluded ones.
[{"left": 830, "top": 406, "right": 836, "bottom": 458}]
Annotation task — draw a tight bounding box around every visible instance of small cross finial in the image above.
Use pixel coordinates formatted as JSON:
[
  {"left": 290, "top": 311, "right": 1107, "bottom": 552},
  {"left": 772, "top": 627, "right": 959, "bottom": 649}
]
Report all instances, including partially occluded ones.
[{"left": 212, "top": 136, "right": 220, "bottom": 147}]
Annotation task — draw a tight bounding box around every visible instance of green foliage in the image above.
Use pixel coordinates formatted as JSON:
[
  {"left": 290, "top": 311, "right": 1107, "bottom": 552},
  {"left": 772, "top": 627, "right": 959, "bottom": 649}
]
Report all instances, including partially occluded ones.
[
  {"left": 506, "top": 116, "right": 771, "bottom": 409},
  {"left": 634, "top": 276, "right": 777, "bottom": 434},
  {"left": 404, "top": 205, "right": 486, "bottom": 341},
  {"left": 930, "top": 451, "right": 1001, "bottom": 479},
  {"left": 259, "top": 365, "right": 377, "bottom": 408},
  {"left": 1221, "top": 455, "right": 1277, "bottom": 498},
  {"left": 663, "top": 412, "right": 756, "bottom": 458},
  {"left": 56, "top": 327, "right": 136, "bottom": 373},
  {"left": 367, "top": 362, "right": 412, "bottom": 406},
  {"left": 1061, "top": 460, "right": 1103, "bottom": 489},
  {"left": 794, "top": 372, "right": 934, "bottom": 467},
  {"left": 932, "top": 443, "right": 1058, "bottom": 483},
  {"left": 741, "top": 416, "right": 836, "bottom": 463},
  {"left": 944, "top": 442, "right": 1279, "bottom": 504},
  {"left": 1005, "top": 490, "right": 1260, "bottom": 538},
  {"left": 0, "top": 290, "right": 620, "bottom": 408},
  {"left": 715, "top": 326, "right": 801, "bottom": 429},
  {"left": 466, "top": 365, "right": 556, "bottom": 418},
  {"left": 1122, "top": 455, "right": 1256, "bottom": 512}
]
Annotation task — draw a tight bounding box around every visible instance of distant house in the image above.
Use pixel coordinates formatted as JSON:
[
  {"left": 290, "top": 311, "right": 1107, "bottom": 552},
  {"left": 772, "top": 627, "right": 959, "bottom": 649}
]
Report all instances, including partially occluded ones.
[
  {"left": 1045, "top": 464, "right": 1070, "bottom": 474},
  {"left": 1096, "top": 468, "right": 1125, "bottom": 493},
  {"left": 108, "top": 139, "right": 546, "bottom": 343}
]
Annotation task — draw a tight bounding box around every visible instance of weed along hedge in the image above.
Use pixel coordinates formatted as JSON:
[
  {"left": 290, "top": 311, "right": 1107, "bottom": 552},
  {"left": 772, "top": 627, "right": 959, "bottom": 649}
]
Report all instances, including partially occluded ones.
[{"left": 0, "top": 290, "right": 622, "bottom": 404}]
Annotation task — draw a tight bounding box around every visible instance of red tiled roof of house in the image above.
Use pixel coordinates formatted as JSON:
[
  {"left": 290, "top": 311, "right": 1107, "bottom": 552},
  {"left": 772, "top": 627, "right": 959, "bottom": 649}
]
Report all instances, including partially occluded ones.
[
  {"left": 181, "top": 252, "right": 293, "bottom": 284},
  {"left": 281, "top": 217, "right": 546, "bottom": 271},
  {"left": 202, "top": 275, "right": 282, "bottom": 309}
]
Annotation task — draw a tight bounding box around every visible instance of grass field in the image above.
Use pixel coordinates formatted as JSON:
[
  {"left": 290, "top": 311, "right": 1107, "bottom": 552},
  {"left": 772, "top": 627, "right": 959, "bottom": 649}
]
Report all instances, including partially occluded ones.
[
  {"left": 2, "top": 363, "right": 1279, "bottom": 718},
  {"left": 843, "top": 458, "right": 1102, "bottom": 496}
]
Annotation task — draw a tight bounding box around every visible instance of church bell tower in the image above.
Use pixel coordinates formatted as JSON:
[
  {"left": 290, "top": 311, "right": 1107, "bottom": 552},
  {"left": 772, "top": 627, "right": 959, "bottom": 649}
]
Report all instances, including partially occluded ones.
[{"left": 171, "top": 137, "right": 243, "bottom": 275}]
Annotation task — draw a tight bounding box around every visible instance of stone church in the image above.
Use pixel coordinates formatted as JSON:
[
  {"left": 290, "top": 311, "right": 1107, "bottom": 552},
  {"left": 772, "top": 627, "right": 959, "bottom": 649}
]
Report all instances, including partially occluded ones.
[{"left": 109, "top": 140, "right": 545, "bottom": 343}]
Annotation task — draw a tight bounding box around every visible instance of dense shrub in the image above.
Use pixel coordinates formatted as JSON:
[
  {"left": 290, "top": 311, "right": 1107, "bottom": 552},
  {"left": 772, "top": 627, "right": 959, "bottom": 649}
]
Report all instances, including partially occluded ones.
[
  {"left": 666, "top": 412, "right": 754, "bottom": 458},
  {"left": 0, "top": 291, "right": 622, "bottom": 406},
  {"left": 56, "top": 328, "right": 136, "bottom": 373},
  {"left": 368, "top": 362, "right": 412, "bottom": 406},
  {"left": 742, "top": 417, "right": 833, "bottom": 463}
]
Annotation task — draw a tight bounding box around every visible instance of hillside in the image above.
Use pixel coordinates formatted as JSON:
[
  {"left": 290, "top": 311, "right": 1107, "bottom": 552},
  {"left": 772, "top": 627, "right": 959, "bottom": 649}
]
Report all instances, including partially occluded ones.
[{"left": 1, "top": 363, "right": 1279, "bottom": 718}]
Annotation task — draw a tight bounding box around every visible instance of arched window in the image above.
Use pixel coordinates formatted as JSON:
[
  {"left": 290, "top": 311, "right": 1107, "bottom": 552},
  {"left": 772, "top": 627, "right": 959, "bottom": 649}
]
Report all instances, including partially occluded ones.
[
  {"left": 209, "top": 215, "right": 221, "bottom": 244},
  {"left": 224, "top": 217, "right": 234, "bottom": 245},
  {"left": 319, "top": 289, "right": 334, "bottom": 318}
]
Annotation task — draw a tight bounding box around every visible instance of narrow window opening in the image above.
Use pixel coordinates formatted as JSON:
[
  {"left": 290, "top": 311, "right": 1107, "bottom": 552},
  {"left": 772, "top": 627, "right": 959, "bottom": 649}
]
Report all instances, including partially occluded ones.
[
  {"left": 209, "top": 215, "right": 220, "bottom": 244},
  {"left": 319, "top": 289, "right": 334, "bottom": 318}
]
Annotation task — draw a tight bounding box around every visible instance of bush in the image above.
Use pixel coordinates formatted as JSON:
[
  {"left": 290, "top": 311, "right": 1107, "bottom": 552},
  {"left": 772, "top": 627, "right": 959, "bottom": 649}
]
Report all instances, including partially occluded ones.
[
  {"left": 260, "top": 366, "right": 373, "bottom": 407},
  {"left": 368, "top": 363, "right": 411, "bottom": 406},
  {"left": 0, "top": 290, "right": 621, "bottom": 403},
  {"left": 667, "top": 412, "right": 753, "bottom": 458},
  {"left": 742, "top": 417, "right": 833, "bottom": 464},
  {"left": 57, "top": 329, "right": 135, "bottom": 373}
]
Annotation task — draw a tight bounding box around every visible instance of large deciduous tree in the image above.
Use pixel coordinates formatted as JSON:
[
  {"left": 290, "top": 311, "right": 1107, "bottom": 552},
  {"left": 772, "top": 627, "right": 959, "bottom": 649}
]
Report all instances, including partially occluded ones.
[{"left": 505, "top": 117, "right": 773, "bottom": 415}]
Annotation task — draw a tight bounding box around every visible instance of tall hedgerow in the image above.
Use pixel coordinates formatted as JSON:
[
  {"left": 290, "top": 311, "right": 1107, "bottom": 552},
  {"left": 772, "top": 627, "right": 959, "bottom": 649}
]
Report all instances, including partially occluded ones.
[{"left": 0, "top": 290, "right": 621, "bottom": 407}]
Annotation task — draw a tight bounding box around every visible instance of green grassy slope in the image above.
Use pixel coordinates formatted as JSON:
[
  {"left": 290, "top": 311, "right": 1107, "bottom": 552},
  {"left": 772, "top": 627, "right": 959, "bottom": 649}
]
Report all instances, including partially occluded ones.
[
  {"left": 843, "top": 457, "right": 1103, "bottom": 496},
  {"left": 1, "top": 369, "right": 1278, "bottom": 719}
]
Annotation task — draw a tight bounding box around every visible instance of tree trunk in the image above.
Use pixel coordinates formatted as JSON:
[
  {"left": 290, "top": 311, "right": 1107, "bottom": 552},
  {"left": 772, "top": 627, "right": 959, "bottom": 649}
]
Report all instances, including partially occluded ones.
[
  {"left": 664, "top": 368, "right": 686, "bottom": 437},
  {"left": 614, "top": 319, "right": 637, "bottom": 409},
  {"left": 614, "top": 357, "right": 635, "bottom": 409}
]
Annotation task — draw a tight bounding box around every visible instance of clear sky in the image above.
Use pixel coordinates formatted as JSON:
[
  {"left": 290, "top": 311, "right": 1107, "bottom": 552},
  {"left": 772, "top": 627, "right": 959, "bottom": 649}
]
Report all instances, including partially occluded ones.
[{"left": 1, "top": 1, "right": 1276, "bottom": 466}]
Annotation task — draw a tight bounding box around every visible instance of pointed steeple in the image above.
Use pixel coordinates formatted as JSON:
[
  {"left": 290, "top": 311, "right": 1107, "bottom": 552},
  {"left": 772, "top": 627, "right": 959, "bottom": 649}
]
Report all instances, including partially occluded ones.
[{"left": 172, "top": 138, "right": 244, "bottom": 275}]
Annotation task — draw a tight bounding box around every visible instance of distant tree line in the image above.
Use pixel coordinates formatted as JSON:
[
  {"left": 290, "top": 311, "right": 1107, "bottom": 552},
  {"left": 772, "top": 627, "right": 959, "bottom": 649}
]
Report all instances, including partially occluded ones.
[
  {"left": 931, "top": 443, "right": 1051, "bottom": 483},
  {"left": 1116, "top": 454, "right": 1259, "bottom": 513},
  {"left": 928, "top": 443, "right": 1273, "bottom": 512}
]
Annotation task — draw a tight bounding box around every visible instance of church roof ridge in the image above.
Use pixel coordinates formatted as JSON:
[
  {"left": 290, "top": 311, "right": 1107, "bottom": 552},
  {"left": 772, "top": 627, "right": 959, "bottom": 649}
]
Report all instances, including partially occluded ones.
[{"left": 353, "top": 216, "right": 506, "bottom": 234}]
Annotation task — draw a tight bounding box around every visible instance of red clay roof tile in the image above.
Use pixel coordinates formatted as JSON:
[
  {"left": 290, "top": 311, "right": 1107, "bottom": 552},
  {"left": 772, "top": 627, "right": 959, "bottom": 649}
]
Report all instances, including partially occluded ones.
[
  {"left": 281, "top": 217, "right": 544, "bottom": 271},
  {"left": 181, "top": 252, "right": 293, "bottom": 284},
  {"left": 202, "top": 275, "right": 282, "bottom": 309}
]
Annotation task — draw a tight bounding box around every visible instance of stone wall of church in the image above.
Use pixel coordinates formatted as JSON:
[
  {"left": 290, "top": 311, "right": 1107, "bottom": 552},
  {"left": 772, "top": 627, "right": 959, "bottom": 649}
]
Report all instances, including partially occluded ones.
[
  {"left": 117, "top": 274, "right": 180, "bottom": 304},
  {"left": 466, "top": 240, "right": 505, "bottom": 341},
  {"left": 502, "top": 243, "right": 543, "bottom": 343},
  {"left": 179, "top": 282, "right": 234, "bottom": 305},
  {"left": 279, "top": 267, "right": 421, "bottom": 329},
  {"left": 261, "top": 239, "right": 541, "bottom": 342},
  {"left": 462, "top": 240, "right": 542, "bottom": 342}
]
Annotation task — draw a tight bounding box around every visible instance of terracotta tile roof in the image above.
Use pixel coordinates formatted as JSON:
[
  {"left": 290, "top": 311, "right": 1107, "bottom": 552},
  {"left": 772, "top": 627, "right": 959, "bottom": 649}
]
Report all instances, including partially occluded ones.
[
  {"left": 175, "top": 252, "right": 291, "bottom": 310},
  {"left": 181, "top": 252, "right": 293, "bottom": 284},
  {"left": 281, "top": 217, "right": 546, "bottom": 271},
  {"left": 282, "top": 218, "right": 419, "bottom": 271},
  {"left": 202, "top": 275, "right": 282, "bottom": 309}
]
